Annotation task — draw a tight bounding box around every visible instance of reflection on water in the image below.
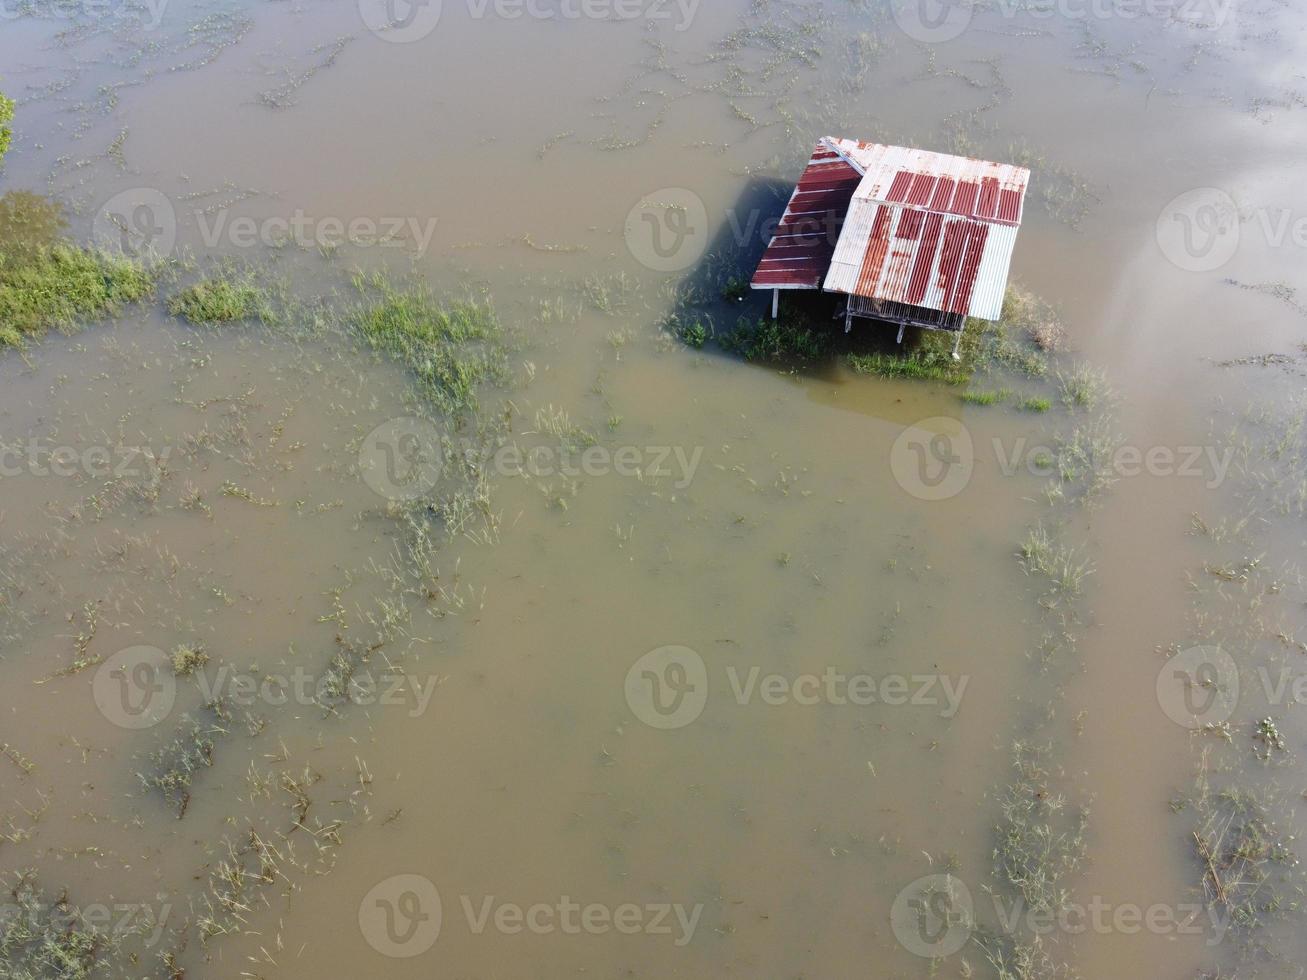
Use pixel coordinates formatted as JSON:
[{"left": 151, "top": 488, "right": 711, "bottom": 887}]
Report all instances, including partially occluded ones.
[
  {"left": 0, "top": 191, "right": 66, "bottom": 264},
  {"left": 2, "top": 1, "right": 1307, "bottom": 977}
]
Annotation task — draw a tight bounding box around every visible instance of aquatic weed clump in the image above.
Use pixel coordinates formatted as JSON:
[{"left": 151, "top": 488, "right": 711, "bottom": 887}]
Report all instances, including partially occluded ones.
[
  {"left": 350, "top": 272, "right": 509, "bottom": 418},
  {"left": 170, "top": 643, "right": 209, "bottom": 676},
  {"left": 138, "top": 716, "right": 221, "bottom": 818},
  {"left": 0, "top": 872, "right": 109, "bottom": 980},
  {"left": 973, "top": 741, "right": 1089, "bottom": 979}
]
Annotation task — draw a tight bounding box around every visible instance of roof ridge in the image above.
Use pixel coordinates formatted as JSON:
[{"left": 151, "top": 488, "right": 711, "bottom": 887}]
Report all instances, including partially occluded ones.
[{"left": 820, "top": 136, "right": 867, "bottom": 176}]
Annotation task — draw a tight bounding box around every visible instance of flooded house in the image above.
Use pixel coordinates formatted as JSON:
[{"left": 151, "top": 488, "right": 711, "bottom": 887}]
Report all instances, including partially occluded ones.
[{"left": 751, "top": 138, "right": 1031, "bottom": 357}]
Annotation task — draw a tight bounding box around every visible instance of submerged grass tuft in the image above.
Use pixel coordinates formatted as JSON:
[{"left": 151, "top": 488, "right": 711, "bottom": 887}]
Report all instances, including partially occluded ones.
[
  {"left": 1056, "top": 363, "right": 1110, "bottom": 410},
  {"left": 168, "top": 275, "right": 267, "bottom": 325},
  {"left": 139, "top": 716, "right": 220, "bottom": 817},
  {"left": 722, "top": 311, "right": 832, "bottom": 362},
  {"left": 170, "top": 643, "right": 209, "bottom": 676},
  {"left": 1019, "top": 523, "right": 1094, "bottom": 603},
  {"left": 350, "top": 272, "right": 508, "bottom": 418},
  {"left": 960, "top": 388, "right": 1012, "bottom": 406},
  {"left": 0, "top": 872, "right": 109, "bottom": 980},
  {"left": 710, "top": 285, "right": 1056, "bottom": 388}
]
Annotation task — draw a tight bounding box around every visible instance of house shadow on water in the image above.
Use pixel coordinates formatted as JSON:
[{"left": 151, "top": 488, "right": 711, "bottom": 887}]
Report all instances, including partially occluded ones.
[{"left": 667, "top": 178, "right": 969, "bottom": 382}]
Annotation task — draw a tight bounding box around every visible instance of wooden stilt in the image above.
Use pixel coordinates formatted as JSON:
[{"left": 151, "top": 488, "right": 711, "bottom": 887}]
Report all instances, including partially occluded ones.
[
  {"left": 844, "top": 307, "right": 853, "bottom": 333},
  {"left": 952, "top": 326, "right": 964, "bottom": 360},
  {"left": 896, "top": 323, "right": 906, "bottom": 344},
  {"left": 771, "top": 289, "right": 779, "bottom": 320}
]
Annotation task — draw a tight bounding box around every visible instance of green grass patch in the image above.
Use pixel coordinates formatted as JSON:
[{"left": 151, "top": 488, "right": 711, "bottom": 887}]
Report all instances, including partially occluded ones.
[
  {"left": 847, "top": 323, "right": 977, "bottom": 384},
  {"left": 350, "top": 272, "right": 508, "bottom": 418},
  {"left": 168, "top": 275, "right": 267, "bottom": 325},
  {"left": 1056, "top": 362, "right": 1110, "bottom": 410},
  {"left": 0, "top": 93, "right": 13, "bottom": 166},
  {"left": 0, "top": 872, "right": 115, "bottom": 979},
  {"left": 1020, "top": 396, "right": 1052, "bottom": 412},
  {"left": 720, "top": 275, "right": 749, "bottom": 303},
  {"left": 721, "top": 312, "right": 832, "bottom": 362},
  {"left": 681, "top": 319, "right": 708, "bottom": 348},
  {"left": 0, "top": 241, "right": 154, "bottom": 349},
  {"left": 847, "top": 350, "right": 964, "bottom": 383},
  {"left": 960, "top": 388, "right": 1012, "bottom": 406}
]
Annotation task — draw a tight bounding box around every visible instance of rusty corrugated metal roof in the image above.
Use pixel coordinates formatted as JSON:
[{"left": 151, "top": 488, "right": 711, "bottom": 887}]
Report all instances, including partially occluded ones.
[
  {"left": 822, "top": 142, "right": 1029, "bottom": 321},
  {"left": 750, "top": 140, "right": 862, "bottom": 290}
]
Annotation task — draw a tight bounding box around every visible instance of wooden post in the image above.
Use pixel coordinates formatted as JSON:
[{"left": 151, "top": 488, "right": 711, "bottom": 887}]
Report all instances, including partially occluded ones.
[{"left": 771, "top": 289, "right": 779, "bottom": 320}]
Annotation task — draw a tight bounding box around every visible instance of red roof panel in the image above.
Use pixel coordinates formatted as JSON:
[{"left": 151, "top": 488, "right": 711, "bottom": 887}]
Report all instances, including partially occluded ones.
[{"left": 749, "top": 142, "right": 861, "bottom": 290}]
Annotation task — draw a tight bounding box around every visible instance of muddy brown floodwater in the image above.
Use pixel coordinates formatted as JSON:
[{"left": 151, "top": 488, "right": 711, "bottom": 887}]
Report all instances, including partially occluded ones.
[{"left": 3, "top": 1, "right": 1307, "bottom": 978}]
